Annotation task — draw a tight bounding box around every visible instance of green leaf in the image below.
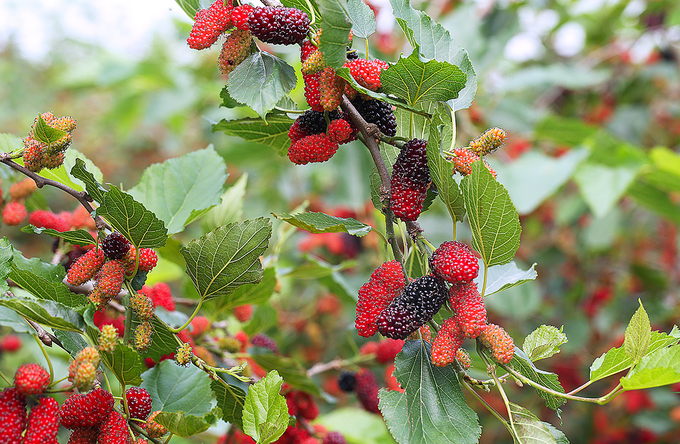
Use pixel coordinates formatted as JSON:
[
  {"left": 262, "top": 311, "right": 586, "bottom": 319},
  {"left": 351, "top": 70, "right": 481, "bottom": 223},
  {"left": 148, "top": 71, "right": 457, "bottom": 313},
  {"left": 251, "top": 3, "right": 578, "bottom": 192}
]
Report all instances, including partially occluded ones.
[
  {"left": 243, "top": 304, "right": 279, "bottom": 337},
  {"left": 388, "top": 0, "right": 476, "bottom": 110},
  {"left": 141, "top": 360, "right": 213, "bottom": 414},
  {"left": 535, "top": 115, "right": 598, "bottom": 147},
  {"left": 21, "top": 226, "right": 96, "bottom": 247},
  {"left": 508, "top": 403, "right": 561, "bottom": 444},
  {"left": 0, "top": 133, "right": 23, "bottom": 153},
  {"left": 346, "top": 0, "right": 376, "bottom": 39},
  {"left": 212, "top": 115, "right": 294, "bottom": 156},
  {"left": 97, "top": 186, "right": 168, "bottom": 248},
  {"left": 523, "top": 325, "right": 568, "bottom": 362},
  {"left": 101, "top": 343, "right": 144, "bottom": 387},
  {"left": 509, "top": 349, "right": 566, "bottom": 411},
  {"left": 461, "top": 160, "right": 521, "bottom": 267},
  {"left": 475, "top": 261, "right": 537, "bottom": 296},
  {"left": 70, "top": 158, "right": 108, "bottom": 203},
  {"left": 281, "top": 0, "right": 321, "bottom": 24},
  {"left": 379, "top": 340, "right": 481, "bottom": 444},
  {"left": 381, "top": 52, "right": 465, "bottom": 106},
  {"left": 0, "top": 306, "right": 32, "bottom": 334},
  {"left": 54, "top": 330, "right": 90, "bottom": 357},
  {"left": 282, "top": 256, "right": 355, "bottom": 280},
  {"left": 215, "top": 268, "right": 277, "bottom": 312},
  {"left": 624, "top": 300, "right": 651, "bottom": 364},
  {"left": 203, "top": 173, "right": 248, "bottom": 231},
  {"left": 589, "top": 331, "right": 679, "bottom": 382},
  {"left": 128, "top": 146, "right": 228, "bottom": 235},
  {"left": 243, "top": 370, "right": 289, "bottom": 444},
  {"left": 318, "top": 0, "right": 353, "bottom": 69},
  {"left": 273, "top": 211, "right": 371, "bottom": 237},
  {"left": 212, "top": 379, "right": 247, "bottom": 429},
  {"left": 181, "top": 218, "right": 272, "bottom": 302},
  {"left": 627, "top": 180, "right": 680, "bottom": 225},
  {"left": 0, "top": 295, "right": 85, "bottom": 332},
  {"left": 32, "top": 113, "right": 68, "bottom": 144},
  {"left": 621, "top": 344, "right": 680, "bottom": 390},
  {"left": 37, "top": 149, "right": 103, "bottom": 193},
  {"left": 227, "top": 53, "right": 297, "bottom": 119},
  {"left": 174, "top": 0, "right": 200, "bottom": 19},
  {"left": 9, "top": 261, "right": 87, "bottom": 307},
  {"left": 250, "top": 353, "right": 321, "bottom": 396},
  {"left": 154, "top": 407, "right": 221, "bottom": 437},
  {"left": 573, "top": 162, "right": 640, "bottom": 218}
]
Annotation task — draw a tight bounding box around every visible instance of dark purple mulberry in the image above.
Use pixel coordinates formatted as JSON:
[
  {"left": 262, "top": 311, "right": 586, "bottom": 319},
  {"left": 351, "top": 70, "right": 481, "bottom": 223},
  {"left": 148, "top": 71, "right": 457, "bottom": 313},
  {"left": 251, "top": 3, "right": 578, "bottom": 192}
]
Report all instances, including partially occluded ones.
[
  {"left": 101, "top": 232, "right": 130, "bottom": 260},
  {"left": 248, "top": 7, "right": 310, "bottom": 45},
  {"left": 350, "top": 96, "right": 397, "bottom": 137}
]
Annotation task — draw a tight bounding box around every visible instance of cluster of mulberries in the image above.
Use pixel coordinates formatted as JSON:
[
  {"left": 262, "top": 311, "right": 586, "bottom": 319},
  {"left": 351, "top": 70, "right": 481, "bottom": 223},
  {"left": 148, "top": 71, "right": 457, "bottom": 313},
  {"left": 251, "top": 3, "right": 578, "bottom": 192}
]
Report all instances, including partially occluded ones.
[
  {"left": 1, "top": 178, "right": 36, "bottom": 227},
  {"left": 355, "top": 261, "right": 407, "bottom": 337},
  {"left": 449, "top": 127, "right": 507, "bottom": 178},
  {"left": 22, "top": 111, "right": 77, "bottom": 172},
  {"left": 390, "top": 138, "right": 431, "bottom": 221},
  {"left": 68, "top": 346, "right": 100, "bottom": 390},
  {"left": 287, "top": 109, "right": 357, "bottom": 164}
]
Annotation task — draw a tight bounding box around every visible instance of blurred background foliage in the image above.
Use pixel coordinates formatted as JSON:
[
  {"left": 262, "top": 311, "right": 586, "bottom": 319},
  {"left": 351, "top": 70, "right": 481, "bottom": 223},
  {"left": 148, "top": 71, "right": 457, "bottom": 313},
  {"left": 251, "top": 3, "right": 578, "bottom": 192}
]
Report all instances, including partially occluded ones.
[{"left": 1, "top": 0, "right": 680, "bottom": 442}]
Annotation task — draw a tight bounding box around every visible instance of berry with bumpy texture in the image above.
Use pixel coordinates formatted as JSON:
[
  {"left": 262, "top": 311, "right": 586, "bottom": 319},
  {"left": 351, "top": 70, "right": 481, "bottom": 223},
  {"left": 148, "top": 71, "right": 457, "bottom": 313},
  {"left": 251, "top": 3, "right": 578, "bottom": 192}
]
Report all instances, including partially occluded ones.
[
  {"left": 326, "top": 119, "right": 354, "bottom": 144},
  {"left": 479, "top": 323, "right": 514, "bottom": 364},
  {"left": 355, "top": 261, "right": 407, "bottom": 337},
  {"left": 70, "top": 206, "right": 95, "bottom": 230},
  {"left": 146, "top": 282, "right": 175, "bottom": 311},
  {"left": 23, "top": 396, "right": 60, "bottom": 444},
  {"left": 376, "top": 339, "right": 404, "bottom": 363},
  {"left": 145, "top": 411, "right": 168, "bottom": 438},
  {"left": 286, "top": 389, "right": 318, "bottom": 420},
  {"left": 134, "top": 321, "right": 154, "bottom": 353},
  {"left": 23, "top": 138, "right": 46, "bottom": 172},
  {"left": 392, "top": 138, "right": 430, "bottom": 184},
  {"left": 390, "top": 138, "right": 430, "bottom": 221},
  {"left": 322, "top": 432, "right": 347, "bottom": 444},
  {"left": 431, "top": 241, "right": 479, "bottom": 283},
  {"left": 138, "top": 248, "right": 158, "bottom": 272},
  {"left": 456, "top": 348, "right": 472, "bottom": 369},
  {"left": 251, "top": 333, "right": 278, "bottom": 353},
  {"left": 449, "top": 281, "right": 486, "bottom": 338},
  {"left": 28, "top": 209, "right": 71, "bottom": 232},
  {"left": 301, "top": 49, "right": 326, "bottom": 74},
  {"left": 288, "top": 119, "right": 308, "bottom": 143},
  {"left": 319, "top": 67, "right": 344, "bottom": 111},
  {"left": 99, "top": 324, "right": 118, "bottom": 353},
  {"left": 99, "top": 410, "right": 131, "bottom": 444},
  {"left": 176, "top": 342, "right": 193, "bottom": 366},
  {"left": 337, "top": 371, "right": 356, "bottom": 392},
  {"left": 469, "top": 127, "right": 507, "bottom": 156},
  {"left": 288, "top": 133, "right": 339, "bottom": 165},
  {"left": 14, "top": 363, "right": 50, "bottom": 396},
  {"left": 74, "top": 361, "right": 97, "bottom": 390},
  {"left": 2, "top": 201, "right": 27, "bottom": 226},
  {"left": 60, "top": 388, "right": 114, "bottom": 429},
  {"left": 190, "top": 315, "right": 211, "bottom": 337},
  {"left": 233, "top": 304, "right": 253, "bottom": 322},
  {"left": 354, "top": 369, "right": 380, "bottom": 414},
  {"left": 9, "top": 178, "right": 37, "bottom": 200},
  {"left": 0, "top": 334, "right": 22, "bottom": 352},
  {"left": 0, "top": 387, "right": 27, "bottom": 443},
  {"left": 126, "top": 387, "right": 153, "bottom": 421},
  {"left": 67, "top": 427, "right": 99, "bottom": 444},
  {"left": 451, "top": 147, "right": 479, "bottom": 176},
  {"left": 218, "top": 29, "right": 252, "bottom": 75},
  {"left": 296, "top": 109, "right": 341, "bottom": 136},
  {"left": 131, "top": 291, "right": 154, "bottom": 322},
  {"left": 101, "top": 232, "right": 130, "bottom": 260},
  {"left": 67, "top": 248, "right": 106, "bottom": 285},
  {"left": 232, "top": 4, "right": 253, "bottom": 30},
  {"left": 350, "top": 96, "right": 396, "bottom": 137},
  {"left": 300, "top": 40, "right": 317, "bottom": 62},
  {"left": 96, "top": 260, "right": 125, "bottom": 297},
  {"left": 344, "top": 58, "right": 389, "bottom": 91},
  {"left": 51, "top": 115, "right": 77, "bottom": 132},
  {"left": 377, "top": 275, "right": 448, "bottom": 340},
  {"left": 187, "top": 0, "right": 233, "bottom": 50},
  {"left": 431, "top": 317, "right": 463, "bottom": 367},
  {"left": 304, "top": 73, "right": 323, "bottom": 112},
  {"left": 248, "top": 7, "right": 310, "bottom": 45},
  {"left": 390, "top": 177, "right": 427, "bottom": 222}
]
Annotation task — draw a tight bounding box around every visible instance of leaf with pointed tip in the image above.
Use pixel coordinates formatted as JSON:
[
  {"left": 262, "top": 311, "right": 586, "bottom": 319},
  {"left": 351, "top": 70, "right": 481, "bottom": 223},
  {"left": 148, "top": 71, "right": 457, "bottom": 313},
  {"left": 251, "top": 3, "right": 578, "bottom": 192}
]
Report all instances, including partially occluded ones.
[
  {"left": 215, "top": 268, "right": 277, "bottom": 312},
  {"left": 54, "top": 330, "right": 90, "bottom": 357},
  {"left": 624, "top": 300, "right": 651, "bottom": 364},
  {"left": 70, "top": 158, "right": 107, "bottom": 203},
  {"left": 508, "top": 403, "right": 561, "bottom": 444},
  {"left": 101, "top": 343, "right": 144, "bottom": 387},
  {"left": 0, "top": 295, "right": 85, "bottom": 332},
  {"left": 212, "top": 115, "right": 294, "bottom": 156},
  {"left": 346, "top": 0, "right": 375, "bottom": 38},
  {"left": 212, "top": 379, "right": 247, "bottom": 428},
  {"left": 181, "top": 218, "right": 272, "bottom": 302},
  {"left": 621, "top": 344, "right": 680, "bottom": 390},
  {"left": 32, "top": 114, "right": 68, "bottom": 144},
  {"left": 21, "top": 226, "right": 96, "bottom": 247},
  {"left": 141, "top": 360, "right": 213, "bottom": 414},
  {"left": 475, "top": 261, "right": 537, "bottom": 296},
  {"left": 0, "top": 306, "right": 32, "bottom": 334},
  {"left": 523, "top": 325, "right": 568, "bottom": 362},
  {"left": 273, "top": 211, "right": 371, "bottom": 237},
  {"left": 243, "top": 370, "right": 289, "bottom": 444},
  {"left": 154, "top": 407, "right": 221, "bottom": 437},
  {"left": 509, "top": 349, "right": 566, "bottom": 412}
]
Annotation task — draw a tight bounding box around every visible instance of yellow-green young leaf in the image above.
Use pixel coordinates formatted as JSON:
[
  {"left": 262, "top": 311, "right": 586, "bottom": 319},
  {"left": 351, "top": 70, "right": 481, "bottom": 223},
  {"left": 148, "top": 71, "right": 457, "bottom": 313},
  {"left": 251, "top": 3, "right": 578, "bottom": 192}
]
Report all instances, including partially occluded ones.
[
  {"left": 70, "top": 158, "right": 108, "bottom": 203},
  {"left": 211, "top": 379, "right": 247, "bottom": 428},
  {"left": 273, "top": 211, "right": 371, "bottom": 237},
  {"left": 379, "top": 340, "right": 481, "bottom": 444},
  {"left": 181, "top": 218, "right": 272, "bottom": 302},
  {"left": 509, "top": 349, "right": 566, "bottom": 412},
  {"left": 141, "top": 360, "right": 213, "bottom": 414},
  {"left": 318, "top": 0, "right": 353, "bottom": 69},
  {"left": 250, "top": 353, "right": 321, "bottom": 396},
  {"left": 32, "top": 113, "right": 68, "bottom": 145},
  {"left": 474, "top": 261, "right": 537, "bottom": 296},
  {"left": 243, "top": 370, "right": 289, "bottom": 444},
  {"left": 508, "top": 403, "right": 562, "bottom": 444},
  {"left": 212, "top": 115, "right": 294, "bottom": 156},
  {"left": 101, "top": 344, "right": 144, "bottom": 387},
  {"left": 154, "top": 407, "right": 221, "bottom": 437},
  {"left": 461, "top": 160, "right": 521, "bottom": 267},
  {"left": 21, "top": 226, "right": 96, "bottom": 247},
  {"left": 381, "top": 52, "right": 465, "bottom": 106},
  {"left": 346, "top": 0, "right": 375, "bottom": 38},
  {"left": 38, "top": 149, "right": 104, "bottom": 193},
  {"left": 523, "top": 325, "right": 568, "bottom": 362},
  {"left": 621, "top": 344, "right": 680, "bottom": 390},
  {"left": 0, "top": 295, "right": 85, "bottom": 332},
  {"left": 624, "top": 300, "right": 651, "bottom": 364}
]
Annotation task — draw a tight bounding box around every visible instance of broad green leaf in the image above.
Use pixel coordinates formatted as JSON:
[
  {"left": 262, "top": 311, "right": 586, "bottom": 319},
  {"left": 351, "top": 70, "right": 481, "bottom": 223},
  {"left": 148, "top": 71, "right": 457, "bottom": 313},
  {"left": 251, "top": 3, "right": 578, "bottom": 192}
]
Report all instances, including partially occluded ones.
[
  {"left": 101, "top": 343, "right": 144, "bottom": 387},
  {"left": 508, "top": 403, "right": 560, "bottom": 444},
  {"left": 0, "top": 295, "right": 84, "bottom": 332},
  {"left": 0, "top": 133, "right": 22, "bottom": 153},
  {"left": 141, "top": 360, "right": 213, "bottom": 414},
  {"left": 509, "top": 349, "right": 566, "bottom": 411},
  {"left": 388, "top": 0, "right": 476, "bottom": 110},
  {"left": 21, "top": 226, "right": 96, "bottom": 247},
  {"left": 97, "top": 186, "right": 168, "bottom": 248},
  {"left": 0, "top": 306, "right": 32, "bottom": 334},
  {"left": 54, "top": 330, "right": 90, "bottom": 357},
  {"left": 9, "top": 262, "right": 87, "bottom": 308},
  {"left": 589, "top": 330, "right": 679, "bottom": 382},
  {"left": 203, "top": 173, "right": 248, "bottom": 231},
  {"left": 281, "top": 0, "right": 321, "bottom": 24},
  {"left": 37, "top": 149, "right": 103, "bottom": 193},
  {"left": 6, "top": 241, "right": 65, "bottom": 283},
  {"left": 475, "top": 261, "right": 537, "bottom": 296},
  {"left": 244, "top": 304, "right": 279, "bottom": 337},
  {"left": 544, "top": 422, "right": 570, "bottom": 444},
  {"left": 154, "top": 407, "right": 221, "bottom": 437},
  {"left": 181, "top": 218, "right": 272, "bottom": 301},
  {"left": 461, "top": 161, "right": 521, "bottom": 267},
  {"left": 0, "top": 241, "right": 14, "bottom": 294},
  {"left": 535, "top": 115, "right": 598, "bottom": 147},
  {"left": 70, "top": 158, "right": 107, "bottom": 203},
  {"left": 650, "top": 146, "right": 680, "bottom": 177},
  {"left": 624, "top": 300, "right": 651, "bottom": 364},
  {"left": 211, "top": 379, "right": 247, "bottom": 428},
  {"left": 128, "top": 146, "right": 228, "bottom": 235},
  {"left": 243, "top": 370, "right": 289, "bottom": 444},
  {"left": 627, "top": 180, "right": 680, "bottom": 225},
  {"left": 227, "top": 53, "right": 298, "bottom": 119},
  {"left": 523, "top": 325, "right": 568, "bottom": 362},
  {"left": 315, "top": 407, "right": 395, "bottom": 444},
  {"left": 381, "top": 52, "right": 465, "bottom": 106},
  {"left": 174, "top": 0, "right": 200, "bottom": 19},
  {"left": 250, "top": 353, "right": 321, "bottom": 396},
  {"left": 212, "top": 115, "right": 294, "bottom": 156},
  {"left": 318, "top": 0, "right": 353, "bottom": 69},
  {"left": 215, "top": 268, "right": 277, "bottom": 311},
  {"left": 32, "top": 113, "right": 68, "bottom": 144},
  {"left": 573, "top": 162, "right": 639, "bottom": 218},
  {"left": 346, "top": 0, "right": 375, "bottom": 39},
  {"left": 273, "top": 211, "right": 371, "bottom": 237},
  {"left": 489, "top": 149, "right": 589, "bottom": 215},
  {"left": 621, "top": 344, "right": 680, "bottom": 390},
  {"left": 379, "top": 340, "right": 481, "bottom": 444}
]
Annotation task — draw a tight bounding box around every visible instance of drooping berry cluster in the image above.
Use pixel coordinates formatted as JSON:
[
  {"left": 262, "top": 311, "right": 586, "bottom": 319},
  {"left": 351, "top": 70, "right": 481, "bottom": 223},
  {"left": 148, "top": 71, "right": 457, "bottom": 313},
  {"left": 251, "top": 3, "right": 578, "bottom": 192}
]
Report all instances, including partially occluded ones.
[
  {"left": 22, "top": 111, "right": 77, "bottom": 172},
  {"left": 287, "top": 110, "right": 356, "bottom": 165},
  {"left": 478, "top": 323, "right": 515, "bottom": 364},
  {"left": 355, "top": 261, "right": 407, "bottom": 337},
  {"left": 187, "top": 0, "right": 233, "bottom": 50},
  {"left": 218, "top": 29, "right": 253, "bottom": 75},
  {"left": 448, "top": 127, "right": 506, "bottom": 178},
  {"left": 390, "top": 138, "right": 431, "bottom": 221}
]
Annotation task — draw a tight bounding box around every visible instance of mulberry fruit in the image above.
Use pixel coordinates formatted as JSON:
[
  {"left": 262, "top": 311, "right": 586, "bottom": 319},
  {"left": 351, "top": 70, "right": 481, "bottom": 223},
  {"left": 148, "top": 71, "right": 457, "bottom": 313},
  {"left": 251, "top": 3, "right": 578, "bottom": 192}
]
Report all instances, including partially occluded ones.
[
  {"left": 355, "top": 261, "right": 406, "bottom": 337},
  {"left": 138, "top": 248, "right": 158, "bottom": 272},
  {"left": 319, "top": 67, "right": 344, "bottom": 111},
  {"left": 451, "top": 147, "right": 479, "bottom": 176},
  {"left": 431, "top": 318, "right": 463, "bottom": 367},
  {"left": 131, "top": 291, "right": 154, "bottom": 322},
  {"left": 28, "top": 210, "right": 71, "bottom": 232},
  {"left": 288, "top": 133, "right": 339, "bottom": 165},
  {"left": 67, "top": 427, "right": 99, "bottom": 444},
  {"left": 468, "top": 127, "right": 507, "bottom": 156},
  {"left": 96, "top": 260, "right": 126, "bottom": 298},
  {"left": 60, "top": 388, "right": 114, "bottom": 429},
  {"left": 375, "top": 338, "right": 404, "bottom": 363},
  {"left": 390, "top": 138, "right": 430, "bottom": 221},
  {"left": 431, "top": 241, "right": 479, "bottom": 283},
  {"left": 9, "top": 177, "right": 38, "bottom": 200},
  {"left": 187, "top": 0, "right": 233, "bottom": 50},
  {"left": 23, "top": 396, "right": 60, "bottom": 444},
  {"left": 354, "top": 369, "right": 380, "bottom": 414},
  {"left": 344, "top": 58, "right": 389, "bottom": 92},
  {"left": 304, "top": 73, "right": 323, "bottom": 112},
  {"left": 248, "top": 7, "right": 309, "bottom": 45},
  {"left": 0, "top": 387, "right": 27, "bottom": 442},
  {"left": 98, "top": 410, "right": 131, "bottom": 444},
  {"left": 350, "top": 96, "right": 396, "bottom": 137},
  {"left": 134, "top": 321, "right": 154, "bottom": 353},
  {"left": 327, "top": 118, "right": 355, "bottom": 144},
  {"left": 449, "top": 281, "right": 486, "bottom": 338},
  {"left": 2, "top": 202, "right": 28, "bottom": 226},
  {"left": 218, "top": 29, "right": 253, "bottom": 75},
  {"left": 479, "top": 323, "right": 514, "bottom": 364},
  {"left": 144, "top": 411, "right": 169, "bottom": 438},
  {"left": 251, "top": 333, "right": 279, "bottom": 354},
  {"left": 125, "top": 387, "right": 153, "bottom": 421},
  {"left": 101, "top": 232, "right": 130, "bottom": 260},
  {"left": 337, "top": 371, "right": 356, "bottom": 393},
  {"left": 14, "top": 363, "right": 50, "bottom": 396},
  {"left": 232, "top": 4, "right": 254, "bottom": 31},
  {"left": 301, "top": 49, "right": 326, "bottom": 74}
]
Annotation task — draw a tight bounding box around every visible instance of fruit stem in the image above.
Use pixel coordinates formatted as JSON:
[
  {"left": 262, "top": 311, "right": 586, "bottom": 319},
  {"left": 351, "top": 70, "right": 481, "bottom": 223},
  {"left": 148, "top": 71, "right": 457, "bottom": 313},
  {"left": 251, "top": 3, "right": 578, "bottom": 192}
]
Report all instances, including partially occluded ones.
[
  {"left": 479, "top": 346, "right": 519, "bottom": 440},
  {"left": 461, "top": 379, "right": 508, "bottom": 426},
  {"left": 123, "top": 282, "right": 135, "bottom": 346},
  {"left": 169, "top": 298, "right": 204, "bottom": 334},
  {"left": 31, "top": 332, "right": 54, "bottom": 384},
  {"left": 303, "top": 0, "right": 316, "bottom": 25},
  {"left": 0, "top": 369, "right": 10, "bottom": 385}
]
